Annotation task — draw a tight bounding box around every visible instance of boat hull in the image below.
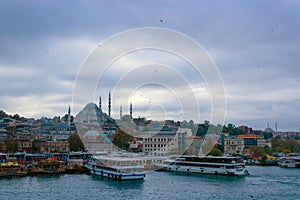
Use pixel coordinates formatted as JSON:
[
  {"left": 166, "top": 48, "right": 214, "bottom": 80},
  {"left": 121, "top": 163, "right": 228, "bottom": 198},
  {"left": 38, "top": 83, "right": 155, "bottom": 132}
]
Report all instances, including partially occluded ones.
[
  {"left": 87, "top": 165, "right": 145, "bottom": 180},
  {"left": 155, "top": 164, "right": 248, "bottom": 176}
]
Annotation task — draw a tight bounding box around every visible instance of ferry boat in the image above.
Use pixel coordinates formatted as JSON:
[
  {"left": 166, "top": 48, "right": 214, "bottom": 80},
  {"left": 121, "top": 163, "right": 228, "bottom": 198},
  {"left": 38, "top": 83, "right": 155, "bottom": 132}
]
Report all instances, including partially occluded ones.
[
  {"left": 28, "top": 159, "right": 65, "bottom": 175},
  {"left": 86, "top": 154, "right": 145, "bottom": 180},
  {"left": 65, "top": 159, "right": 87, "bottom": 174},
  {"left": 0, "top": 162, "right": 27, "bottom": 178},
  {"left": 155, "top": 155, "right": 249, "bottom": 176},
  {"left": 278, "top": 156, "right": 300, "bottom": 168}
]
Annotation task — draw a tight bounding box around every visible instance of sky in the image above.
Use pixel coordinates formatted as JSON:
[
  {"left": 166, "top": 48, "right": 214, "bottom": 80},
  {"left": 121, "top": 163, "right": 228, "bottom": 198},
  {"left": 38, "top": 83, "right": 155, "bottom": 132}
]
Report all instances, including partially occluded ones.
[{"left": 0, "top": 0, "right": 300, "bottom": 131}]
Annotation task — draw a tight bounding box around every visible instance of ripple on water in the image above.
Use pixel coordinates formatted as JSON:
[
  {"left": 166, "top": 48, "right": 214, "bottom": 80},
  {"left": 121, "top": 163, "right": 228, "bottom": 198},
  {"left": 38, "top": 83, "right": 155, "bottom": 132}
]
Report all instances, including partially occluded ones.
[{"left": 0, "top": 167, "right": 300, "bottom": 200}]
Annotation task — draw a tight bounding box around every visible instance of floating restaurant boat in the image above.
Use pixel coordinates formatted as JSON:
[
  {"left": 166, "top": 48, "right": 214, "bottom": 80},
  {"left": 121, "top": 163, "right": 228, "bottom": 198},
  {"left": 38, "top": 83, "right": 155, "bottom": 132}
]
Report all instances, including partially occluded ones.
[
  {"left": 28, "top": 159, "right": 65, "bottom": 175},
  {"left": 86, "top": 154, "right": 146, "bottom": 180},
  {"left": 65, "top": 159, "right": 88, "bottom": 174},
  {"left": 0, "top": 162, "right": 27, "bottom": 178},
  {"left": 155, "top": 155, "right": 249, "bottom": 176}
]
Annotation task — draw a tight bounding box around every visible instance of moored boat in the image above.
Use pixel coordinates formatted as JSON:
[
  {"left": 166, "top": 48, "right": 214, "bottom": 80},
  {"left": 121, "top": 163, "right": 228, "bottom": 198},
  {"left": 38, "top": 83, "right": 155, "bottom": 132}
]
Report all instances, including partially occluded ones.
[
  {"left": 0, "top": 162, "right": 27, "bottom": 178},
  {"left": 65, "top": 159, "right": 88, "bottom": 174},
  {"left": 278, "top": 156, "right": 300, "bottom": 168},
  {"left": 155, "top": 155, "right": 249, "bottom": 176},
  {"left": 28, "top": 159, "right": 65, "bottom": 175},
  {"left": 86, "top": 154, "right": 146, "bottom": 180}
]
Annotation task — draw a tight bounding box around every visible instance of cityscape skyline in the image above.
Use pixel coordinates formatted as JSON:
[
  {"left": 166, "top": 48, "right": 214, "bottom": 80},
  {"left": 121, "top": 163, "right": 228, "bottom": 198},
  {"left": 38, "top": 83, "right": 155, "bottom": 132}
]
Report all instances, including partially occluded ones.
[{"left": 1, "top": 1, "right": 300, "bottom": 131}]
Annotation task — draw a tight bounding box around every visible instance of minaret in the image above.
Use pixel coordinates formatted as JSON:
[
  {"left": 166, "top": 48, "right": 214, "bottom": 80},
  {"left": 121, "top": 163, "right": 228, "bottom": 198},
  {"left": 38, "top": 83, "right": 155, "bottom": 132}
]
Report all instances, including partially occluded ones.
[
  {"left": 130, "top": 102, "right": 132, "bottom": 118},
  {"left": 120, "top": 105, "right": 122, "bottom": 119},
  {"left": 68, "top": 105, "right": 71, "bottom": 116},
  {"left": 68, "top": 105, "right": 71, "bottom": 126},
  {"left": 108, "top": 91, "right": 111, "bottom": 117},
  {"left": 99, "top": 96, "right": 102, "bottom": 109}
]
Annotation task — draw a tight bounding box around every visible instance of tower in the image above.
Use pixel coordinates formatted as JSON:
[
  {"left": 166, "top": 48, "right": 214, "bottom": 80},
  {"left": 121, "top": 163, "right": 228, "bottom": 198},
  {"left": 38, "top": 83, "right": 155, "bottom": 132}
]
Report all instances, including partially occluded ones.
[
  {"left": 68, "top": 105, "right": 71, "bottom": 116},
  {"left": 120, "top": 105, "right": 122, "bottom": 119},
  {"left": 108, "top": 91, "right": 111, "bottom": 117},
  {"left": 130, "top": 102, "right": 132, "bottom": 118},
  {"left": 68, "top": 105, "right": 71, "bottom": 126},
  {"left": 99, "top": 96, "right": 102, "bottom": 109}
]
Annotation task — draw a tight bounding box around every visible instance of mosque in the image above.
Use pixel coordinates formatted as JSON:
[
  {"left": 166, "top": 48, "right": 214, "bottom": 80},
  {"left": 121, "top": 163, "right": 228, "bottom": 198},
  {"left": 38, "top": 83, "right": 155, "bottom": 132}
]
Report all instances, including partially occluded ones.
[{"left": 73, "top": 91, "right": 133, "bottom": 152}]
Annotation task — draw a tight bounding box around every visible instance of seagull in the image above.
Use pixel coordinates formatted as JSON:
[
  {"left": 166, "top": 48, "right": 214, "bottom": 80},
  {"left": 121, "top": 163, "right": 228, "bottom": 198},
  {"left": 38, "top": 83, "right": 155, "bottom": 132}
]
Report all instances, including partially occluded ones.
[
  {"left": 160, "top": 19, "right": 163, "bottom": 23},
  {"left": 248, "top": 194, "right": 254, "bottom": 198},
  {"left": 98, "top": 44, "right": 101, "bottom": 47}
]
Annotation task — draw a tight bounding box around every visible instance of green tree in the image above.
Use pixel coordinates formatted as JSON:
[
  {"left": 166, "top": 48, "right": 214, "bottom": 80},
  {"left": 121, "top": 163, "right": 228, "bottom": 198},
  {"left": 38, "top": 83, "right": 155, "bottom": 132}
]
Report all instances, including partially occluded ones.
[
  {"left": 196, "top": 123, "right": 209, "bottom": 137},
  {"left": 188, "top": 120, "right": 194, "bottom": 129},
  {"left": 112, "top": 128, "right": 134, "bottom": 150},
  {"left": 263, "top": 132, "right": 273, "bottom": 140},
  {"left": 5, "top": 139, "right": 18, "bottom": 152},
  {"left": 208, "top": 148, "right": 222, "bottom": 156},
  {"left": 0, "top": 110, "right": 8, "bottom": 119},
  {"left": 180, "top": 120, "right": 188, "bottom": 128},
  {"left": 69, "top": 134, "right": 84, "bottom": 151},
  {"left": 222, "top": 123, "right": 244, "bottom": 135},
  {"left": 12, "top": 114, "right": 20, "bottom": 120}
]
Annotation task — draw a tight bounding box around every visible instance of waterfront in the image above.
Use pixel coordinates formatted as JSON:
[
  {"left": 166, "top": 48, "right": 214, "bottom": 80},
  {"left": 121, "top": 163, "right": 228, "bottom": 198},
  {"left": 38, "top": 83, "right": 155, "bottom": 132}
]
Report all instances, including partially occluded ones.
[{"left": 1, "top": 166, "right": 299, "bottom": 200}]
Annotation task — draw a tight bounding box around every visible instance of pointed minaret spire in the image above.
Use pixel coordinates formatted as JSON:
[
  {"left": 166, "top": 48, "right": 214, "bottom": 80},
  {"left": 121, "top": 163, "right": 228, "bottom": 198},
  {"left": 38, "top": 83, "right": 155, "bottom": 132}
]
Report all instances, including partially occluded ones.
[
  {"left": 99, "top": 96, "right": 102, "bottom": 109},
  {"left": 108, "top": 91, "right": 111, "bottom": 117},
  {"left": 120, "top": 105, "right": 122, "bottom": 119},
  {"left": 68, "top": 105, "right": 71, "bottom": 126},
  {"left": 68, "top": 105, "right": 71, "bottom": 116},
  {"left": 130, "top": 102, "right": 132, "bottom": 118}
]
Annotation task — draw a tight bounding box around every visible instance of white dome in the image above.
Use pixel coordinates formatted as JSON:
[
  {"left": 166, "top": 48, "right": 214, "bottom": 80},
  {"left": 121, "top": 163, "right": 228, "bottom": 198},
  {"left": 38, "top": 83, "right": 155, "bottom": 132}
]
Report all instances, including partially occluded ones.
[{"left": 84, "top": 130, "right": 99, "bottom": 138}]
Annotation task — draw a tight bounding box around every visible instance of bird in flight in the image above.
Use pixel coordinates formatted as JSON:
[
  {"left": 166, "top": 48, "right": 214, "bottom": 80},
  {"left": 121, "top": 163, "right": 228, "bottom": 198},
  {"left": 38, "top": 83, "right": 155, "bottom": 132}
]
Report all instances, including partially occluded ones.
[{"left": 160, "top": 19, "right": 163, "bottom": 23}]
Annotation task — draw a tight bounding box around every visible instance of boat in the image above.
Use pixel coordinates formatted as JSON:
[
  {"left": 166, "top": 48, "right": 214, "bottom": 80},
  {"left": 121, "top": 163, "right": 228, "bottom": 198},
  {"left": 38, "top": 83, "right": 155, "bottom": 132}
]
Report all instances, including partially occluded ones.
[
  {"left": 155, "top": 155, "right": 249, "bottom": 176},
  {"left": 28, "top": 159, "right": 65, "bottom": 175},
  {"left": 65, "top": 159, "right": 88, "bottom": 174},
  {"left": 86, "top": 154, "right": 146, "bottom": 180},
  {"left": 295, "top": 157, "right": 300, "bottom": 168},
  {"left": 278, "top": 156, "right": 300, "bottom": 168},
  {"left": 0, "top": 162, "right": 27, "bottom": 178}
]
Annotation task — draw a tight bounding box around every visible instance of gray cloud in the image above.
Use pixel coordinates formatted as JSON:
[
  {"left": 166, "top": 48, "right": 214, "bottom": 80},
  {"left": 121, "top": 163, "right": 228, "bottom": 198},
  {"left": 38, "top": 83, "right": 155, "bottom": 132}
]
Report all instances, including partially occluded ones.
[{"left": 0, "top": 0, "right": 299, "bottom": 131}]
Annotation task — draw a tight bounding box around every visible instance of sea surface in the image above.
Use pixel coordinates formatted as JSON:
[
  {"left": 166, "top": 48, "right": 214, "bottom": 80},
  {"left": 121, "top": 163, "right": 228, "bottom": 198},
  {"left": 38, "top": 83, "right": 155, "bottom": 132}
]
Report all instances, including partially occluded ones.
[{"left": 1, "top": 166, "right": 300, "bottom": 200}]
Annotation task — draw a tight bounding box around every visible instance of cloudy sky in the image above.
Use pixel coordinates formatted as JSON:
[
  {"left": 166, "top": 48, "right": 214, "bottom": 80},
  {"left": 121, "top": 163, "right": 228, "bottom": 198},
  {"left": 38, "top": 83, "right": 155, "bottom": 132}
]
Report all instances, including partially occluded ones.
[{"left": 1, "top": 0, "right": 300, "bottom": 131}]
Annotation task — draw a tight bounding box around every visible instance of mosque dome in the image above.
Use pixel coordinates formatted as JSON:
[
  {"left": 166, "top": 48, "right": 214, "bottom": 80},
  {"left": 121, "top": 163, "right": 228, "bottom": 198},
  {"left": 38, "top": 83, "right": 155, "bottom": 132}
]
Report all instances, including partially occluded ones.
[
  {"left": 264, "top": 127, "right": 275, "bottom": 133},
  {"left": 84, "top": 130, "right": 99, "bottom": 138}
]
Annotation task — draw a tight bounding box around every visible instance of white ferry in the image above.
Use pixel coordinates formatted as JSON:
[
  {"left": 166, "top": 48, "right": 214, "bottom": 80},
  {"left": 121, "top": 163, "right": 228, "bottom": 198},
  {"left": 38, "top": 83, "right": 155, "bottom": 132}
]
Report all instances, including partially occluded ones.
[
  {"left": 155, "top": 155, "right": 249, "bottom": 176},
  {"left": 86, "top": 154, "right": 145, "bottom": 180},
  {"left": 278, "top": 156, "right": 300, "bottom": 168}
]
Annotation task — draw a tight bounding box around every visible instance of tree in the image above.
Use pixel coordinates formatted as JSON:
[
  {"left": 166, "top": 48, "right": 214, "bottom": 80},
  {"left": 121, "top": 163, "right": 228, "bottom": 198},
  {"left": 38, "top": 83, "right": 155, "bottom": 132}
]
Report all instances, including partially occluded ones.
[
  {"left": 263, "top": 132, "right": 273, "bottom": 140},
  {"left": 282, "top": 149, "right": 291, "bottom": 154},
  {"left": 69, "top": 134, "right": 84, "bottom": 151},
  {"left": 112, "top": 128, "right": 134, "bottom": 150},
  {"left": 12, "top": 114, "right": 20, "bottom": 120},
  {"left": 0, "top": 110, "right": 8, "bottom": 119},
  {"left": 196, "top": 123, "right": 208, "bottom": 137},
  {"left": 5, "top": 139, "right": 18, "bottom": 152},
  {"left": 188, "top": 120, "right": 194, "bottom": 129},
  {"left": 208, "top": 148, "right": 222, "bottom": 156},
  {"left": 180, "top": 120, "right": 188, "bottom": 128}
]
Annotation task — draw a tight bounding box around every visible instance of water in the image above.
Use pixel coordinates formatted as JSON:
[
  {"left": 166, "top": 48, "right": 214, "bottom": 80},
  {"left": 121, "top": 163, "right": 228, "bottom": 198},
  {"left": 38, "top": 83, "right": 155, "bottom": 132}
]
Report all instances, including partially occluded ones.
[{"left": 1, "top": 166, "right": 300, "bottom": 200}]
